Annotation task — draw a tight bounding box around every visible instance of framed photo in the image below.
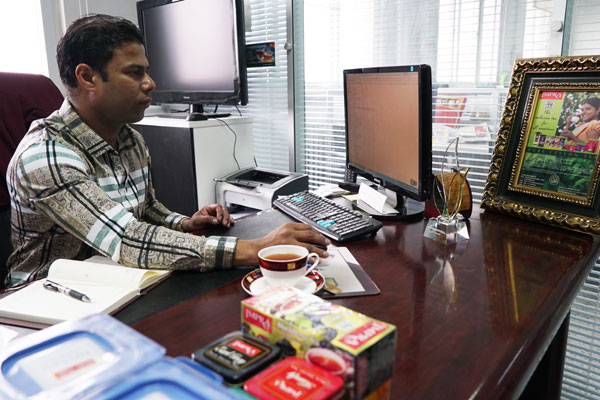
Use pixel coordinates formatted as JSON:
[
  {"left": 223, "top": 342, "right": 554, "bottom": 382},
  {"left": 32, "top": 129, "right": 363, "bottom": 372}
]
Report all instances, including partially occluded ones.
[{"left": 481, "top": 56, "right": 600, "bottom": 235}]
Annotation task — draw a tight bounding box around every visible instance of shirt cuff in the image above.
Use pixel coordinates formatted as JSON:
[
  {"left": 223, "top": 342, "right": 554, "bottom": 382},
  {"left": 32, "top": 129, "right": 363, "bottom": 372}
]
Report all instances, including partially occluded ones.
[
  {"left": 165, "top": 212, "right": 188, "bottom": 231},
  {"left": 205, "top": 236, "right": 238, "bottom": 269}
]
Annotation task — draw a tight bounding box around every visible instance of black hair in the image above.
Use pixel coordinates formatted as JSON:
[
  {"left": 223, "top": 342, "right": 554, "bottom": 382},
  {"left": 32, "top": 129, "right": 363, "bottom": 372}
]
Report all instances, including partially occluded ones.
[
  {"left": 56, "top": 14, "right": 144, "bottom": 88},
  {"left": 584, "top": 97, "right": 600, "bottom": 110}
]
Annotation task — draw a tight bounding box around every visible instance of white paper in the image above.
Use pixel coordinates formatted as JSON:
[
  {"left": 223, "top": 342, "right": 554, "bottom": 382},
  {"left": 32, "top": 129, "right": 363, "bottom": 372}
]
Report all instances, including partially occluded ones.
[
  {"left": 358, "top": 183, "right": 398, "bottom": 214},
  {"left": 316, "top": 247, "right": 364, "bottom": 293}
]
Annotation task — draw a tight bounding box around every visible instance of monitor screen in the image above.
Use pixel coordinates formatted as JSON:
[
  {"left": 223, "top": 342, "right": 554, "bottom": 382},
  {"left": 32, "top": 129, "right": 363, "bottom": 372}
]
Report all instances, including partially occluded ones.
[
  {"left": 344, "top": 65, "right": 432, "bottom": 206},
  {"left": 137, "top": 0, "right": 247, "bottom": 109}
]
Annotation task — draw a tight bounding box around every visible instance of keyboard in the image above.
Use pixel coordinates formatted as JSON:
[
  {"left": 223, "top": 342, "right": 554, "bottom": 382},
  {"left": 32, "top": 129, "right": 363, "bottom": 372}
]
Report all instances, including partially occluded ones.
[{"left": 273, "top": 191, "right": 383, "bottom": 242}]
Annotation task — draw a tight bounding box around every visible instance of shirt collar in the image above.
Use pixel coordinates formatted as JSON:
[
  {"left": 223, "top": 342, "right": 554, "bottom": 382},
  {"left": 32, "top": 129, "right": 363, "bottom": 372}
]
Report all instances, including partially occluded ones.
[{"left": 58, "top": 99, "right": 135, "bottom": 156}]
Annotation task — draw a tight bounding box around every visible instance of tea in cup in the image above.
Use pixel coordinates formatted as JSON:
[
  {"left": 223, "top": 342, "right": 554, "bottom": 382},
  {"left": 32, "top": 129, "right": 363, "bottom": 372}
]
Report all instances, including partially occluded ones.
[{"left": 258, "top": 245, "right": 320, "bottom": 288}]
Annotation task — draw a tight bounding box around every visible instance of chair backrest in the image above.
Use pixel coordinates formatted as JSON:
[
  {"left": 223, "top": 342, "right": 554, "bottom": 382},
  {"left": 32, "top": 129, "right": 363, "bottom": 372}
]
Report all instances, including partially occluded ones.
[{"left": 0, "top": 72, "right": 64, "bottom": 286}]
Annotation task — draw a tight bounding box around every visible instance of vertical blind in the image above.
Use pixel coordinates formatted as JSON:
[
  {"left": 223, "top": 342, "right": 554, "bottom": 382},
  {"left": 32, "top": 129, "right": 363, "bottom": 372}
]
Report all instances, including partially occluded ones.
[
  {"left": 294, "top": 0, "right": 553, "bottom": 196},
  {"left": 560, "top": 1, "right": 600, "bottom": 398},
  {"left": 220, "top": 0, "right": 290, "bottom": 171}
]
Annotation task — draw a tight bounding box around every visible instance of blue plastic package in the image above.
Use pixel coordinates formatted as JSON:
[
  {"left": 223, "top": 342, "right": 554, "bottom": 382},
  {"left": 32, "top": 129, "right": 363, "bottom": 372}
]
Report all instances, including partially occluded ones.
[
  {"left": 174, "top": 356, "right": 224, "bottom": 383},
  {"left": 0, "top": 313, "right": 165, "bottom": 400},
  {"left": 79, "top": 357, "right": 247, "bottom": 400}
]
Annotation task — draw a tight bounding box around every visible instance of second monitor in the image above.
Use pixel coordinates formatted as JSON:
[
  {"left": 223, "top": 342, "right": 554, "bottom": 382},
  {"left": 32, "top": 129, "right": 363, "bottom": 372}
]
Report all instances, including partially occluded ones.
[{"left": 343, "top": 64, "right": 432, "bottom": 220}]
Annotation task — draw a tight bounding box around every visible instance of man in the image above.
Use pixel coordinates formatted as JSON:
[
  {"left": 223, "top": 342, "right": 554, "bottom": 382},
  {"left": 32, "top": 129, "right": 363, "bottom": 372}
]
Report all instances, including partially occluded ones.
[{"left": 5, "top": 14, "right": 328, "bottom": 287}]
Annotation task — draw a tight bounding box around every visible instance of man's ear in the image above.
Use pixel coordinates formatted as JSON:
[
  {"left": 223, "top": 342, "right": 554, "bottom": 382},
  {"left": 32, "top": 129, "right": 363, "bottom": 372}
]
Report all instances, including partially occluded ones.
[{"left": 74, "top": 64, "right": 99, "bottom": 91}]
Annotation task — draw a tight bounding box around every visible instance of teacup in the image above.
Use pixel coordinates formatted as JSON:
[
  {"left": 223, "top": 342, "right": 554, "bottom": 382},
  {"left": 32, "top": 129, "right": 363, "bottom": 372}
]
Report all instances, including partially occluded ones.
[{"left": 258, "top": 245, "right": 320, "bottom": 288}]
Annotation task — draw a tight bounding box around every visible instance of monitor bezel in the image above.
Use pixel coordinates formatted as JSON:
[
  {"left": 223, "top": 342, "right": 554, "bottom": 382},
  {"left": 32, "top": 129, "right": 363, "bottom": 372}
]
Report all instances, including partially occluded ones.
[
  {"left": 343, "top": 64, "right": 432, "bottom": 202},
  {"left": 136, "top": 0, "right": 248, "bottom": 107}
]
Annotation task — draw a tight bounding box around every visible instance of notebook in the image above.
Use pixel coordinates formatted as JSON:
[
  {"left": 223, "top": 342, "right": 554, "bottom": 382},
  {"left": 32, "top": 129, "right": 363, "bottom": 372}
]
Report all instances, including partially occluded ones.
[{"left": 0, "top": 256, "right": 171, "bottom": 326}]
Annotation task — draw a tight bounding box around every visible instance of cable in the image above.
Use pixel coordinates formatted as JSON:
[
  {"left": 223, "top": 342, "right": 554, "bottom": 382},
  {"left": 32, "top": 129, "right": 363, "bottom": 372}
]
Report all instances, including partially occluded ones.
[
  {"left": 235, "top": 104, "right": 242, "bottom": 116},
  {"left": 216, "top": 118, "right": 240, "bottom": 170}
]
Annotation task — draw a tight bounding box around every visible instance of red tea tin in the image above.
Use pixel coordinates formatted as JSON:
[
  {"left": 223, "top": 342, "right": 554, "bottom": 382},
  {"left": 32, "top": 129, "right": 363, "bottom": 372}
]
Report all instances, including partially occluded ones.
[{"left": 244, "top": 357, "right": 344, "bottom": 400}]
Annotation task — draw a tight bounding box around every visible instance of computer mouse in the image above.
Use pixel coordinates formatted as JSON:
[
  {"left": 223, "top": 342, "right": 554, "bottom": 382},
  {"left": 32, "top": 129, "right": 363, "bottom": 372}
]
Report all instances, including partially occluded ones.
[{"left": 186, "top": 113, "right": 208, "bottom": 121}]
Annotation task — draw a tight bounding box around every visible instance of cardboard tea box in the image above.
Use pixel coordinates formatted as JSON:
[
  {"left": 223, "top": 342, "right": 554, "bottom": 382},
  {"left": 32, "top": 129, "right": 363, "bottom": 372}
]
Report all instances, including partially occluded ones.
[{"left": 241, "top": 286, "right": 396, "bottom": 400}]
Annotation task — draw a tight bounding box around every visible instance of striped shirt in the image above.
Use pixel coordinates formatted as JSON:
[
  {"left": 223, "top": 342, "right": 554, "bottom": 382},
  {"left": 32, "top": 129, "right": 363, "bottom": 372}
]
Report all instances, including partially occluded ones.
[{"left": 5, "top": 99, "right": 237, "bottom": 287}]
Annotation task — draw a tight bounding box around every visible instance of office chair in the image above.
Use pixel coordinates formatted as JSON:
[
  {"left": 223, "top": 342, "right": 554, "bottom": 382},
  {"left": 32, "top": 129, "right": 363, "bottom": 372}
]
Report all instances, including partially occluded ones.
[{"left": 0, "top": 72, "right": 63, "bottom": 287}]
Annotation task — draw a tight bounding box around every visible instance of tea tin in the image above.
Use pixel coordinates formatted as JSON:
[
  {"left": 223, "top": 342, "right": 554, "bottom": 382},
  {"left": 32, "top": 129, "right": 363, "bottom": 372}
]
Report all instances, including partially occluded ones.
[
  {"left": 192, "top": 331, "right": 280, "bottom": 385},
  {"left": 243, "top": 357, "right": 344, "bottom": 400}
]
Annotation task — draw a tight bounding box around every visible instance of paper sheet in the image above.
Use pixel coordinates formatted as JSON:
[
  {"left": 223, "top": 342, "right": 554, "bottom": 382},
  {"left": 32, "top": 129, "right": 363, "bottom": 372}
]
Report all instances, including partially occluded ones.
[
  {"left": 316, "top": 247, "right": 364, "bottom": 294},
  {"left": 358, "top": 183, "right": 398, "bottom": 214}
]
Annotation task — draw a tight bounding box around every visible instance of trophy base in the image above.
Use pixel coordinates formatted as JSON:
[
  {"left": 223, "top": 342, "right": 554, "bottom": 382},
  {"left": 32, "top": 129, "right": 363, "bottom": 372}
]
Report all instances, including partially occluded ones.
[{"left": 423, "top": 216, "right": 469, "bottom": 244}]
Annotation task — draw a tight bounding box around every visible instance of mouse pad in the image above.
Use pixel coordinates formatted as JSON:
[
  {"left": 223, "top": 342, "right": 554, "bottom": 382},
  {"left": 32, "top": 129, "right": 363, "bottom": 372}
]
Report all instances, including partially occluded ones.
[{"left": 216, "top": 208, "right": 295, "bottom": 239}]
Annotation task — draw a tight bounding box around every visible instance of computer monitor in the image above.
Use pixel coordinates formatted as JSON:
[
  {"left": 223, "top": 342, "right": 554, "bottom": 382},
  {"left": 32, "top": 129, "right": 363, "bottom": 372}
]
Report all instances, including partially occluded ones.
[
  {"left": 136, "top": 0, "right": 247, "bottom": 118},
  {"left": 343, "top": 65, "right": 432, "bottom": 220}
]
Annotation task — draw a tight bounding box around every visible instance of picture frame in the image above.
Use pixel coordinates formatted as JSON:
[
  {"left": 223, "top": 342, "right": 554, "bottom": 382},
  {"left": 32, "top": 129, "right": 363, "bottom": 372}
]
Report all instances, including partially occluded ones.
[{"left": 481, "top": 56, "right": 600, "bottom": 235}]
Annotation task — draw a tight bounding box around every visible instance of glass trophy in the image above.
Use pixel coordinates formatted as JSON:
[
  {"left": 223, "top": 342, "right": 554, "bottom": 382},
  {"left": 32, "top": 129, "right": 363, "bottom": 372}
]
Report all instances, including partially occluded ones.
[{"left": 424, "top": 138, "right": 470, "bottom": 244}]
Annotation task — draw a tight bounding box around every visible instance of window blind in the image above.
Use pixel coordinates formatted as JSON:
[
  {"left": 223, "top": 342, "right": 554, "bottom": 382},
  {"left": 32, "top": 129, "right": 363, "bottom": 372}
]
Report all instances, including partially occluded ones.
[
  {"left": 559, "top": 1, "right": 600, "bottom": 398},
  {"left": 219, "top": 0, "right": 290, "bottom": 171},
  {"left": 294, "top": 0, "right": 552, "bottom": 197}
]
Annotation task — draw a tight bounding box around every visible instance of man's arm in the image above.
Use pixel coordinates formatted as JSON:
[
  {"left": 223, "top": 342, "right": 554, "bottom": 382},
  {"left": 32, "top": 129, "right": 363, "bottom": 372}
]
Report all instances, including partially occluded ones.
[
  {"left": 140, "top": 147, "right": 233, "bottom": 232},
  {"left": 14, "top": 140, "right": 233, "bottom": 271}
]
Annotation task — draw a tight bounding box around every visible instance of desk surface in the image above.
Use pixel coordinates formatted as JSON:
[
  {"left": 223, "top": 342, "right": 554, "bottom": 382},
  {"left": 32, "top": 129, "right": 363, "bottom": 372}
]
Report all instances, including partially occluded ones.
[{"left": 131, "top": 207, "right": 600, "bottom": 399}]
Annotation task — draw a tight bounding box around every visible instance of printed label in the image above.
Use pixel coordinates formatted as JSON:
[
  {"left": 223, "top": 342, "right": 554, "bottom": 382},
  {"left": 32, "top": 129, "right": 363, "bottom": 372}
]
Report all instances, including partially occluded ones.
[
  {"left": 540, "top": 91, "right": 564, "bottom": 100},
  {"left": 339, "top": 321, "right": 389, "bottom": 349},
  {"left": 244, "top": 306, "right": 273, "bottom": 333},
  {"left": 229, "top": 339, "right": 262, "bottom": 357},
  {"left": 19, "top": 336, "right": 111, "bottom": 390},
  {"left": 263, "top": 365, "right": 323, "bottom": 399}
]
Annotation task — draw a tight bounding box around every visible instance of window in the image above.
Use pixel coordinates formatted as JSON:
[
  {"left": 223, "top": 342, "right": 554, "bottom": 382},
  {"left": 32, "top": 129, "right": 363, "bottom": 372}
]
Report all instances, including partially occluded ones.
[
  {"left": 0, "top": 0, "right": 47, "bottom": 75},
  {"left": 555, "top": 2, "right": 600, "bottom": 398},
  {"left": 294, "top": 0, "right": 553, "bottom": 202},
  {"left": 219, "top": 0, "right": 291, "bottom": 171}
]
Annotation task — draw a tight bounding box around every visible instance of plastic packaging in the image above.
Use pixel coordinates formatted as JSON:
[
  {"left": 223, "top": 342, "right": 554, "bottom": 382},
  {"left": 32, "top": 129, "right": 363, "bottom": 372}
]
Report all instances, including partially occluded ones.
[{"left": 0, "top": 313, "right": 165, "bottom": 400}]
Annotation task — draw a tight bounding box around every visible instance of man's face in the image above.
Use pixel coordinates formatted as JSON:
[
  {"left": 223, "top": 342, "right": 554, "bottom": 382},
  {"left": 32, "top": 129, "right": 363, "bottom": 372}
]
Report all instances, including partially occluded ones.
[{"left": 94, "top": 43, "right": 155, "bottom": 124}]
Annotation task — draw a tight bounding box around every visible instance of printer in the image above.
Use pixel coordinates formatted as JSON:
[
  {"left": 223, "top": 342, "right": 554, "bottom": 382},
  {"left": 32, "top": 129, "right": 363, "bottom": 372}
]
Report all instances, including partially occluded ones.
[{"left": 216, "top": 167, "right": 308, "bottom": 210}]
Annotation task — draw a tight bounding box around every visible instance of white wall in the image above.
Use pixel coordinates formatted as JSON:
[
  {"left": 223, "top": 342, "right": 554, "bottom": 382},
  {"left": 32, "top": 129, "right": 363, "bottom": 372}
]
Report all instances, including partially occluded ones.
[{"left": 41, "top": 0, "right": 138, "bottom": 91}]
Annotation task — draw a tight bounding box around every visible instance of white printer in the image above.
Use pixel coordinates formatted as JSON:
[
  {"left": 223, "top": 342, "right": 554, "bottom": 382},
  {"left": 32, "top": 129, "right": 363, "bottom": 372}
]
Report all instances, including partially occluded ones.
[{"left": 216, "top": 167, "right": 308, "bottom": 210}]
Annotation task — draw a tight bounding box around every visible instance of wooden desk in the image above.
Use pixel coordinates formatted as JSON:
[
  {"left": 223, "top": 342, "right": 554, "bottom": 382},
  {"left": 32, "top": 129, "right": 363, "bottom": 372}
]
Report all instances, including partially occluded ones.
[{"left": 131, "top": 207, "right": 600, "bottom": 399}]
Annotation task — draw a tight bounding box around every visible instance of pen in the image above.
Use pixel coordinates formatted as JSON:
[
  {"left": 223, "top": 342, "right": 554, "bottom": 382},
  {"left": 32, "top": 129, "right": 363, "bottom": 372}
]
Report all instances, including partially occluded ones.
[{"left": 43, "top": 280, "right": 91, "bottom": 302}]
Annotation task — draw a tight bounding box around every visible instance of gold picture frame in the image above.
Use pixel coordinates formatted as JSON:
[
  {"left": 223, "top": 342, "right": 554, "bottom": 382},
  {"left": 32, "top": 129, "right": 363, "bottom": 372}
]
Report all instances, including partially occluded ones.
[{"left": 482, "top": 56, "right": 600, "bottom": 235}]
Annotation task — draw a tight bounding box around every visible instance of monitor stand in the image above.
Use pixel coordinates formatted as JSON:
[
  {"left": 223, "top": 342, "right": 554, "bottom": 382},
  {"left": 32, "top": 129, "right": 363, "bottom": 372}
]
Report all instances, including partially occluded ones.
[
  {"left": 352, "top": 184, "right": 425, "bottom": 221},
  {"left": 157, "top": 104, "right": 231, "bottom": 120}
]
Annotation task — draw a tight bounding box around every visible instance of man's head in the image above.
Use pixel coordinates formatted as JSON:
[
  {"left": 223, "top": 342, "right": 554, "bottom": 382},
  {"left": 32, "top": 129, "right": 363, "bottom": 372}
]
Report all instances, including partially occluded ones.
[
  {"left": 56, "top": 14, "right": 155, "bottom": 134},
  {"left": 57, "top": 14, "right": 144, "bottom": 89}
]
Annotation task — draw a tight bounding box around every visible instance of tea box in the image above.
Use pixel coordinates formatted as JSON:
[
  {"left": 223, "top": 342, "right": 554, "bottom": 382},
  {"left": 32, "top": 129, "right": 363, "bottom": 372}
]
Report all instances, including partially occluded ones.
[{"left": 241, "top": 286, "right": 396, "bottom": 399}]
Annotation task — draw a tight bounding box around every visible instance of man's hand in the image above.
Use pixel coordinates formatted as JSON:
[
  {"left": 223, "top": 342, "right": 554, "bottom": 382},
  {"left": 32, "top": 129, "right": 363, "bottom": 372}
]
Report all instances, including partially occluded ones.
[
  {"left": 233, "top": 222, "right": 330, "bottom": 266},
  {"left": 182, "top": 204, "right": 234, "bottom": 232}
]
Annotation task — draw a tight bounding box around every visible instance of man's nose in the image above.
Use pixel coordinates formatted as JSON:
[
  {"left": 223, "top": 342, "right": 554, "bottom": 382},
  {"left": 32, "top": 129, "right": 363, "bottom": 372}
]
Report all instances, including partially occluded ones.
[{"left": 142, "top": 73, "right": 155, "bottom": 92}]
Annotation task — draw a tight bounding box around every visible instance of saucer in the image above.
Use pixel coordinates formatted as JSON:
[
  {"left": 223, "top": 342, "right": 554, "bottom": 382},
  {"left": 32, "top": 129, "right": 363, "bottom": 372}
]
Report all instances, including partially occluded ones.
[{"left": 241, "top": 269, "right": 325, "bottom": 296}]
